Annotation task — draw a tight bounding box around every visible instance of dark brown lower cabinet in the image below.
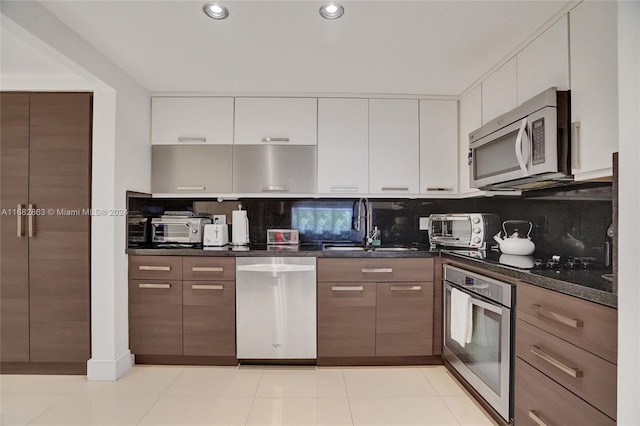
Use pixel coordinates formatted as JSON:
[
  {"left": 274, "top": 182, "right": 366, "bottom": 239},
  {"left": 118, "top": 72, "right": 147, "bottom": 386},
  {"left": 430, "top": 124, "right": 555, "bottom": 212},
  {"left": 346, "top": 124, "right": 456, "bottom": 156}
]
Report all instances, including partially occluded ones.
[
  {"left": 183, "top": 281, "right": 235, "bottom": 356},
  {"left": 129, "top": 280, "right": 183, "bottom": 355},
  {"left": 515, "top": 358, "right": 615, "bottom": 426},
  {"left": 1, "top": 92, "right": 91, "bottom": 373},
  {"left": 317, "top": 282, "right": 376, "bottom": 357},
  {"left": 317, "top": 258, "right": 435, "bottom": 363},
  {"left": 376, "top": 281, "right": 433, "bottom": 356}
]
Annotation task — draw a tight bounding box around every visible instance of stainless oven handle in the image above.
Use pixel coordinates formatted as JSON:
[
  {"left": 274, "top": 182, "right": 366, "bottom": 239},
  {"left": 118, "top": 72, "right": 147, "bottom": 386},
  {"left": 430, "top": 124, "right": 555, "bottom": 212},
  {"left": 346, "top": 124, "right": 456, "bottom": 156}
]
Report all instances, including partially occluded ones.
[
  {"left": 515, "top": 117, "right": 529, "bottom": 177},
  {"left": 444, "top": 282, "right": 503, "bottom": 315}
]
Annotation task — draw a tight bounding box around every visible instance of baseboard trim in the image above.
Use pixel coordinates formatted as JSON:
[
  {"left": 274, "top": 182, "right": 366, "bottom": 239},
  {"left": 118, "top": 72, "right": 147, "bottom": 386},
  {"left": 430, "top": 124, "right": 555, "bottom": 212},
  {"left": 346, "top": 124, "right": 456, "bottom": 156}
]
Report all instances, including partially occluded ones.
[
  {"left": 134, "top": 355, "right": 238, "bottom": 366},
  {"left": 86, "top": 350, "right": 134, "bottom": 381}
]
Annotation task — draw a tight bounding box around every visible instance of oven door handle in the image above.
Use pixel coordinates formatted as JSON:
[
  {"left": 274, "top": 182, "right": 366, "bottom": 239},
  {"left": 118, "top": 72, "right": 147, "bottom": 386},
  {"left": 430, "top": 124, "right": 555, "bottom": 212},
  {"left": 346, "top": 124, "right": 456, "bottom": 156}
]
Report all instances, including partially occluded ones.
[{"left": 445, "top": 282, "right": 504, "bottom": 315}]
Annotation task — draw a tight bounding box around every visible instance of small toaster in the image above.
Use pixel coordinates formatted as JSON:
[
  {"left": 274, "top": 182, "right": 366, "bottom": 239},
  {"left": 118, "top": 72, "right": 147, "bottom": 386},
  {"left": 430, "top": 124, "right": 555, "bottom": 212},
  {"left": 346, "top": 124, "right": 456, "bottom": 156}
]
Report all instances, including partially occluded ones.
[{"left": 203, "top": 223, "right": 229, "bottom": 246}]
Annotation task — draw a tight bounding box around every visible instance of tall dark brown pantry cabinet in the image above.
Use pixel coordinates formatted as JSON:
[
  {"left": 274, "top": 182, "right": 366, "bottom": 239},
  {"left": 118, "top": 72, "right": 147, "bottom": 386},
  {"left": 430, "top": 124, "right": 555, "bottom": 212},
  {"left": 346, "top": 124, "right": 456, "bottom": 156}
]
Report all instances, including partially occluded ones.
[{"left": 1, "top": 92, "right": 92, "bottom": 374}]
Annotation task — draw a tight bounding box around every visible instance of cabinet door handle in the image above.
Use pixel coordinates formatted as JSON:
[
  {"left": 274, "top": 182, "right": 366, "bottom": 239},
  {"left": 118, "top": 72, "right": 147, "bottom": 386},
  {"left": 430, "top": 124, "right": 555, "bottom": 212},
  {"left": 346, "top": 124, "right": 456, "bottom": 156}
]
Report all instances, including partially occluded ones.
[
  {"left": 530, "top": 304, "right": 583, "bottom": 328},
  {"left": 261, "top": 137, "right": 289, "bottom": 142},
  {"left": 262, "top": 186, "right": 289, "bottom": 192},
  {"left": 426, "top": 187, "right": 453, "bottom": 192},
  {"left": 17, "top": 203, "right": 24, "bottom": 237},
  {"left": 571, "top": 121, "right": 581, "bottom": 169},
  {"left": 139, "top": 265, "right": 171, "bottom": 271},
  {"left": 331, "top": 285, "right": 364, "bottom": 291},
  {"left": 138, "top": 283, "right": 171, "bottom": 289},
  {"left": 177, "top": 186, "right": 205, "bottom": 192},
  {"left": 28, "top": 204, "right": 35, "bottom": 237},
  {"left": 361, "top": 268, "right": 392, "bottom": 273},
  {"left": 329, "top": 186, "right": 358, "bottom": 192},
  {"left": 530, "top": 345, "right": 583, "bottom": 378},
  {"left": 177, "top": 137, "right": 206, "bottom": 143},
  {"left": 192, "top": 266, "right": 224, "bottom": 272},
  {"left": 192, "top": 284, "right": 224, "bottom": 290},
  {"left": 381, "top": 187, "right": 409, "bottom": 191},
  {"left": 528, "top": 410, "right": 548, "bottom": 426},
  {"left": 390, "top": 285, "right": 422, "bottom": 291}
]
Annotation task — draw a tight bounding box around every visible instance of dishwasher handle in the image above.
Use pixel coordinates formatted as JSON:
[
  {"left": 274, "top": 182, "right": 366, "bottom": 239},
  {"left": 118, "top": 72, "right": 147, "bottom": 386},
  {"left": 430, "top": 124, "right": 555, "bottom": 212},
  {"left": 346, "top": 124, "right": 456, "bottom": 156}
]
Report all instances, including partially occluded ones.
[{"left": 237, "top": 264, "right": 316, "bottom": 273}]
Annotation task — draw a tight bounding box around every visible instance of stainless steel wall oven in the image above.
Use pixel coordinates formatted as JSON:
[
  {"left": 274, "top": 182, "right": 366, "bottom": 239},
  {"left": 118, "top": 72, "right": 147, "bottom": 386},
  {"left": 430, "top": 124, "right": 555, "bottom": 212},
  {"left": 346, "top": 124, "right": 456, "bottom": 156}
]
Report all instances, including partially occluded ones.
[{"left": 442, "top": 264, "right": 514, "bottom": 422}]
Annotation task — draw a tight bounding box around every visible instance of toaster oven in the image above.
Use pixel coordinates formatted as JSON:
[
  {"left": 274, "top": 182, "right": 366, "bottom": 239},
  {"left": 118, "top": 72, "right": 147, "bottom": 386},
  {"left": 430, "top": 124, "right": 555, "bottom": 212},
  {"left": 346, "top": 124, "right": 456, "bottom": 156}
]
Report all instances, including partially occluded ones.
[
  {"left": 127, "top": 216, "right": 149, "bottom": 244},
  {"left": 428, "top": 213, "right": 500, "bottom": 250},
  {"left": 151, "top": 216, "right": 211, "bottom": 244}
]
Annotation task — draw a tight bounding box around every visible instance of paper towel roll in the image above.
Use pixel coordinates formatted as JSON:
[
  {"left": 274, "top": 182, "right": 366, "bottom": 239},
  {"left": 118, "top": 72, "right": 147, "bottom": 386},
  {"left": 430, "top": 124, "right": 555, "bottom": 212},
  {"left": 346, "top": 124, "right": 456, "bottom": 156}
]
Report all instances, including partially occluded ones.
[{"left": 232, "top": 209, "right": 249, "bottom": 245}]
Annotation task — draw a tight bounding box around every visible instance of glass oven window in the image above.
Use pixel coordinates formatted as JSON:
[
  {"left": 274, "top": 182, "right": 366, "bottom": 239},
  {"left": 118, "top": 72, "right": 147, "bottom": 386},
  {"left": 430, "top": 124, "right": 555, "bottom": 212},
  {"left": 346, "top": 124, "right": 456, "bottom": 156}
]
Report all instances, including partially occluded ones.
[
  {"left": 444, "top": 286, "right": 504, "bottom": 396},
  {"left": 154, "top": 223, "right": 190, "bottom": 240}
]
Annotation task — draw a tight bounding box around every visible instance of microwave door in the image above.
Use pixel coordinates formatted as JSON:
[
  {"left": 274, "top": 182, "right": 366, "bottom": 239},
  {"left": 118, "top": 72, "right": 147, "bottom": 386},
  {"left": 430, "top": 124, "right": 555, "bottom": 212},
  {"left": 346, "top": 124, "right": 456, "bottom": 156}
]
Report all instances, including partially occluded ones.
[{"left": 470, "top": 118, "right": 528, "bottom": 188}]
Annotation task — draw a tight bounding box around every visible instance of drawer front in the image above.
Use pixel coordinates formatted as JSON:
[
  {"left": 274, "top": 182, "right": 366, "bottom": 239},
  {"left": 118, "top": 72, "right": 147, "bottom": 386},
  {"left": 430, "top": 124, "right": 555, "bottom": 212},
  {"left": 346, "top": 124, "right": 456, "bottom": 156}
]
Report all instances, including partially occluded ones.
[
  {"left": 516, "top": 281, "right": 617, "bottom": 363},
  {"left": 376, "top": 281, "right": 434, "bottom": 356},
  {"left": 183, "top": 257, "right": 235, "bottom": 281},
  {"left": 317, "top": 282, "right": 376, "bottom": 357},
  {"left": 318, "top": 258, "right": 434, "bottom": 282},
  {"left": 130, "top": 255, "right": 182, "bottom": 280},
  {"left": 183, "top": 281, "right": 235, "bottom": 356},
  {"left": 516, "top": 319, "right": 617, "bottom": 419},
  {"left": 515, "top": 358, "right": 615, "bottom": 426}
]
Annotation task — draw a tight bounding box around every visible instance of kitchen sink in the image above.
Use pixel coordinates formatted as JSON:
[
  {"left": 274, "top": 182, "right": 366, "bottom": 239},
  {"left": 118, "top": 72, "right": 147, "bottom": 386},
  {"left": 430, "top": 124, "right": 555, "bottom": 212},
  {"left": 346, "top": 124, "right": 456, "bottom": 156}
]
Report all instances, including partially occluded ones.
[
  {"left": 322, "top": 245, "right": 417, "bottom": 252},
  {"left": 322, "top": 245, "right": 366, "bottom": 251}
]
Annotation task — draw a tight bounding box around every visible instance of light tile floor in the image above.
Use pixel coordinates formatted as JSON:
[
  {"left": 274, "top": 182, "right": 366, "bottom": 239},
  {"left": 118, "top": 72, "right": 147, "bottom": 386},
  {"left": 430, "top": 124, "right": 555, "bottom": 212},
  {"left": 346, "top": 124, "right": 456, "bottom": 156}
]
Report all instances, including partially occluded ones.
[{"left": 0, "top": 365, "right": 498, "bottom": 426}]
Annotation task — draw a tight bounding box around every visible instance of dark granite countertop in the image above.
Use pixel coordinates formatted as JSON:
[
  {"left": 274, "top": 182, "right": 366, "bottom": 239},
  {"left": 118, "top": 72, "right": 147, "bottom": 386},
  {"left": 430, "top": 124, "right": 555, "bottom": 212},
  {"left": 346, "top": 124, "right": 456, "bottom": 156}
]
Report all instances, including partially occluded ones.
[
  {"left": 126, "top": 243, "right": 440, "bottom": 259},
  {"left": 126, "top": 244, "right": 616, "bottom": 308},
  {"left": 442, "top": 251, "right": 617, "bottom": 309}
]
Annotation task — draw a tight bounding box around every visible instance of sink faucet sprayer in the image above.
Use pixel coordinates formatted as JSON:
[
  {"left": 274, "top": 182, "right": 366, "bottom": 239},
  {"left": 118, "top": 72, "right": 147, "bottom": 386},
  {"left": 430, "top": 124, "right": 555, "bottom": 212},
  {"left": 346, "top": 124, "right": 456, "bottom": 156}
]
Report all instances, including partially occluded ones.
[{"left": 353, "top": 198, "right": 379, "bottom": 247}]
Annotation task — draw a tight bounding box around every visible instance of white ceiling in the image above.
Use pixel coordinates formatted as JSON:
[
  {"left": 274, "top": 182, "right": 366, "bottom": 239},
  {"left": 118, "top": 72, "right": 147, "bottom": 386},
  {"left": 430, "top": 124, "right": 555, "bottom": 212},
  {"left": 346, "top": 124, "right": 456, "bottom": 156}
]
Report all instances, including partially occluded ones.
[{"left": 33, "top": 0, "right": 570, "bottom": 96}]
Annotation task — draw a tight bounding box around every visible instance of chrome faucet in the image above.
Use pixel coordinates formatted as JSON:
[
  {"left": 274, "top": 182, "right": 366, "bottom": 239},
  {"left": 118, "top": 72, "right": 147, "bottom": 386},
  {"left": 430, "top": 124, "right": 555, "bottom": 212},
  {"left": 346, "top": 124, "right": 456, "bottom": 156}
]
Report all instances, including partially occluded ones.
[{"left": 354, "top": 197, "right": 374, "bottom": 247}]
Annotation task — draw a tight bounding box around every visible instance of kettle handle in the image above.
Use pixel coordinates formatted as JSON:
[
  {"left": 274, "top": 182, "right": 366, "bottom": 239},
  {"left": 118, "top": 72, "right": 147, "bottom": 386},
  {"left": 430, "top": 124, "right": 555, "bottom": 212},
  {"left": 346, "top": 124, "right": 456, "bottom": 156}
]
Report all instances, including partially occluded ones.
[{"left": 502, "top": 220, "right": 533, "bottom": 238}]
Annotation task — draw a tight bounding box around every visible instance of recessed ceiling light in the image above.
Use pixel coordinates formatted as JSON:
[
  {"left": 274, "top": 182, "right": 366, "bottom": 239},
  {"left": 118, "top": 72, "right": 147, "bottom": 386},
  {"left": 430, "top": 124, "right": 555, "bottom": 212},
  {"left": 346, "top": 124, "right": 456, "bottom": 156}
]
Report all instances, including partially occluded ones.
[
  {"left": 319, "top": 3, "right": 344, "bottom": 20},
  {"left": 203, "top": 3, "right": 229, "bottom": 20}
]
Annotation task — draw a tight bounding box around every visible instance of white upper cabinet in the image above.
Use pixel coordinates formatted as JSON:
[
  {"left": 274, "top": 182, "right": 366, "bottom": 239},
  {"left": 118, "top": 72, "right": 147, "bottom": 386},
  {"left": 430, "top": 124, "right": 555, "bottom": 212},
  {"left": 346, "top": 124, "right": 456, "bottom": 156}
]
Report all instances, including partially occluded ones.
[
  {"left": 458, "top": 86, "right": 483, "bottom": 196},
  {"left": 317, "top": 98, "right": 369, "bottom": 195},
  {"left": 482, "top": 58, "right": 518, "bottom": 124},
  {"left": 234, "top": 98, "right": 317, "bottom": 145},
  {"left": 369, "top": 99, "right": 420, "bottom": 195},
  {"left": 569, "top": 1, "right": 618, "bottom": 180},
  {"left": 419, "top": 100, "right": 458, "bottom": 195},
  {"left": 517, "top": 16, "right": 570, "bottom": 104},
  {"left": 151, "top": 97, "right": 234, "bottom": 145}
]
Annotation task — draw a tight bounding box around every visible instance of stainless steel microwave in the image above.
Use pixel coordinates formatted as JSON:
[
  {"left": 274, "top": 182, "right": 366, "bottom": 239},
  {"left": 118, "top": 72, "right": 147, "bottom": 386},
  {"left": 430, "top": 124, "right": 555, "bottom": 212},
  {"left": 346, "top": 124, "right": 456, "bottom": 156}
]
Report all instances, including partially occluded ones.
[{"left": 469, "top": 87, "right": 571, "bottom": 191}]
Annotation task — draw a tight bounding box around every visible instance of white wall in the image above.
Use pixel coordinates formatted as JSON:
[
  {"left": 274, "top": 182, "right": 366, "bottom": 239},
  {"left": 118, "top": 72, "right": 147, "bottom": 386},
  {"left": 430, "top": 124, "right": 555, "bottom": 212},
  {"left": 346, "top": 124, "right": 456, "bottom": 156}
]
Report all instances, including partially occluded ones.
[
  {"left": 1, "top": 1, "right": 151, "bottom": 380},
  {"left": 616, "top": 0, "right": 640, "bottom": 423}
]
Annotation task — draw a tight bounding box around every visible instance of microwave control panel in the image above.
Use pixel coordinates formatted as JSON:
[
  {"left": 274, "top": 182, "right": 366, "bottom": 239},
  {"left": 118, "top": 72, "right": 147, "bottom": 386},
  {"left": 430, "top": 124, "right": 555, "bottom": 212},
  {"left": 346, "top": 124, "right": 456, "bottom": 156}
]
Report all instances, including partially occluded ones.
[{"left": 531, "top": 117, "right": 545, "bottom": 165}]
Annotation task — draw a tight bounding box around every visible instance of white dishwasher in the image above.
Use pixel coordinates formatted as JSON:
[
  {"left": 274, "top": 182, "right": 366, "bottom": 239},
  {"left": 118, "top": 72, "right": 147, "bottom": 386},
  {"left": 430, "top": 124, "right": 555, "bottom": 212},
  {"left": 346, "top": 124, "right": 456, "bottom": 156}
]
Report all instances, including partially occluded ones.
[{"left": 236, "top": 257, "right": 317, "bottom": 360}]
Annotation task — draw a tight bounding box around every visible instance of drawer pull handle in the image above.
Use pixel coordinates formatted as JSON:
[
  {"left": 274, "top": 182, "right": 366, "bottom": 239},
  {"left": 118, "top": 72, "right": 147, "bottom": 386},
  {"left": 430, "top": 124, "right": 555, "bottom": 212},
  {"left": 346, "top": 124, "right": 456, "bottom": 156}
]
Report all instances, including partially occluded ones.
[
  {"left": 530, "top": 304, "right": 583, "bottom": 328},
  {"left": 332, "top": 285, "right": 364, "bottom": 291},
  {"left": 139, "top": 265, "right": 171, "bottom": 271},
  {"left": 178, "top": 137, "right": 206, "bottom": 143},
  {"left": 528, "top": 410, "right": 548, "bottom": 426},
  {"left": 262, "top": 137, "right": 289, "bottom": 142},
  {"left": 530, "top": 345, "right": 583, "bottom": 378},
  {"left": 381, "top": 187, "right": 409, "bottom": 191},
  {"left": 192, "top": 267, "right": 224, "bottom": 272},
  {"left": 390, "top": 285, "right": 422, "bottom": 291},
  {"left": 262, "top": 186, "right": 290, "bottom": 192},
  {"left": 361, "top": 268, "right": 393, "bottom": 273},
  {"left": 192, "top": 284, "right": 224, "bottom": 290},
  {"left": 138, "top": 283, "right": 171, "bottom": 289}
]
